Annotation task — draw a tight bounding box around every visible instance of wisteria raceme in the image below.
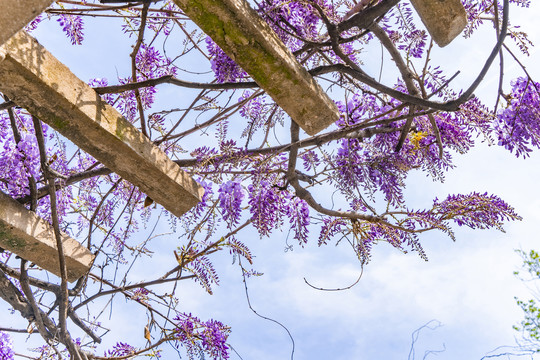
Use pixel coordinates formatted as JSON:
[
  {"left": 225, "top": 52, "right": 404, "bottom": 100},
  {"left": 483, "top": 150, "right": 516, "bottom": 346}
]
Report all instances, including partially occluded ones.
[
  {"left": 239, "top": 92, "right": 276, "bottom": 140},
  {"left": 116, "top": 78, "right": 157, "bottom": 122},
  {"left": 36, "top": 187, "right": 73, "bottom": 225},
  {"left": 188, "top": 179, "right": 214, "bottom": 221},
  {"left": 0, "top": 112, "right": 42, "bottom": 198},
  {"left": 56, "top": 13, "right": 84, "bottom": 45},
  {"left": 356, "top": 222, "right": 407, "bottom": 262},
  {"left": 206, "top": 37, "right": 246, "bottom": 83},
  {"left": 380, "top": 3, "right": 427, "bottom": 58},
  {"left": 218, "top": 180, "right": 244, "bottom": 227},
  {"left": 334, "top": 137, "right": 406, "bottom": 206},
  {"left": 248, "top": 180, "right": 283, "bottom": 237},
  {"left": 25, "top": 14, "right": 43, "bottom": 32},
  {"left": 106, "top": 342, "right": 136, "bottom": 357},
  {"left": 462, "top": 0, "right": 530, "bottom": 38},
  {"left": 130, "top": 287, "right": 149, "bottom": 302},
  {"left": 283, "top": 194, "right": 310, "bottom": 245},
  {"left": 300, "top": 150, "right": 321, "bottom": 172},
  {"left": 431, "top": 192, "right": 522, "bottom": 230},
  {"left": 318, "top": 217, "right": 346, "bottom": 246},
  {"left": 174, "top": 313, "right": 230, "bottom": 360},
  {"left": 136, "top": 44, "right": 176, "bottom": 78},
  {"left": 496, "top": 77, "right": 540, "bottom": 158},
  {"left": 0, "top": 332, "right": 14, "bottom": 360},
  {"left": 256, "top": 0, "right": 334, "bottom": 48}
]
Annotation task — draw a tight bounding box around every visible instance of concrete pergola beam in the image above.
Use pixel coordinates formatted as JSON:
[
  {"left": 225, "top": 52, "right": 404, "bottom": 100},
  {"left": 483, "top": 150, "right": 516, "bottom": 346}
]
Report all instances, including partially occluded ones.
[
  {"left": 0, "top": 191, "right": 94, "bottom": 282},
  {"left": 0, "top": 0, "right": 53, "bottom": 46},
  {"left": 409, "top": 0, "right": 467, "bottom": 47},
  {"left": 173, "top": 0, "right": 340, "bottom": 135},
  {"left": 0, "top": 31, "right": 204, "bottom": 218}
]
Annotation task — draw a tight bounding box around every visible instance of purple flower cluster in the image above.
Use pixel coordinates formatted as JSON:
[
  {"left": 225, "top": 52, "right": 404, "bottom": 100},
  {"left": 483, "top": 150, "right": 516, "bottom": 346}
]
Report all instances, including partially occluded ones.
[
  {"left": 174, "top": 313, "right": 230, "bottom": 360},
  {"left": 0, "top": 332, "right": 14, "bottom": 360},
  {"left": 116, "top": 77, "right": 156, "bottom": 122},
  {"left": 257, "top": 0, "right": 335, "bottom": 50},
  {"left": 283, "top": 195, "right": 310, "bottom": 245},
  {"left": 189, "top": 179, "right": 214, "bottom": 221},
  {"left": 206, "top": 38, "right": 246, "bottom": 83},
  {"left": 496, "top": 77, "right": 540, "bottom": 158},
  {"left": 106, "top": 342, "right": 136, "bottom": 357},
  {"left": 56, "top": 13, "right": 84, "bottom": 45},
  {"left": 0, "top": 111, "right": 42, "bottom": 198},
  {"left": 336, "top": 92, "right": 389, "bottom": 127},
  {"left": 382, "top": 3, "right": 427, "bottom": 58},
  {"left": 109, "top": 45, "right": 175, "bottom": 122},
  {"left": 136, "top": 44, "right": 176, "bottom": 79},
  {"left": 218, "top": 180, "right": 244, "bottom": 227},
  {"left": 238, "top": 92, "right": 276, "bottom": 140},
  {"left": 432, "top": 192, "right": 521, "bottom": 230},
  {"left": 25, "top": 14, "right": 43, "bottom": 32},
  {"left": 300, "top": 150, "right": 320, "bottom": 172},
  {"left": 334, "top": 138, "right": 405, "bottom": 206},
  {"left": 131, "top": 287, "right": 149, "bottom": 302},
  {"left": 184, "top": 253, "right": 220, "bottom": 294},
  {"left": 332, "top": 85, "right": 493, "bottom": 209},
  {"left": 248, "top": 180, "right": 282, "bottom": 237},
  {"left": 227, "top": 238, "right": 253, "bottom": 264},
  {"left": 318, "top": 217, "right": 346, "bottom": 246}
]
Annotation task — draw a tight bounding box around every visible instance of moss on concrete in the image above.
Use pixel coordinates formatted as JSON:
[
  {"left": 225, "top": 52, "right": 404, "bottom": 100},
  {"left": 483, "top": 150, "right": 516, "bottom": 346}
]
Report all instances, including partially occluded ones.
[
  {"left": 0, "top": 223, "right": 26, "bottom": 250},
  {"left": 173, "top": 0, "right": 340, "bottom": 135}
]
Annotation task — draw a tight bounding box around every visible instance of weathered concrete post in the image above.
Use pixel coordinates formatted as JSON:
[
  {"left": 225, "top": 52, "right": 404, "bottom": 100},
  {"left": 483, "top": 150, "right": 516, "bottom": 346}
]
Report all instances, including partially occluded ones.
[
  {"left": 173, "top": 0, "right": 340, "bottom": 135},
  {"left": 0, "top": 31, "right": 204, "bottom": 218},
  {"left": 409, "top": 0, "right": 467, "bottom": 47},
  {"left": 0, "top": 0, "right": 53, "bottom": 45},
  {"left": 0, "top": 191, "right": 94, "bottom": 282}
]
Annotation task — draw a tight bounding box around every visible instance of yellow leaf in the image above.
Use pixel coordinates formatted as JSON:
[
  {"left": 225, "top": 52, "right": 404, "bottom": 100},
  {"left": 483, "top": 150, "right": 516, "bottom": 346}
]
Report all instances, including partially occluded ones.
[
  {"left": 144, "top": 326, "right": 151, "bottom": 341},
  {"left": 174, "top": 250, "right": 182, "bottom": 264},
  {"left": 409, "top": 131, "right": 427, "bottom": 150}
]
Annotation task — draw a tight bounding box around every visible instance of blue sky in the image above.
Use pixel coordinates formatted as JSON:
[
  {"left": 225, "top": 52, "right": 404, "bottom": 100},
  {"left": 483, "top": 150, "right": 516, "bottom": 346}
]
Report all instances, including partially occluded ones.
[{"left": 5, "top": 1, "right": 540, "bottom": 359}]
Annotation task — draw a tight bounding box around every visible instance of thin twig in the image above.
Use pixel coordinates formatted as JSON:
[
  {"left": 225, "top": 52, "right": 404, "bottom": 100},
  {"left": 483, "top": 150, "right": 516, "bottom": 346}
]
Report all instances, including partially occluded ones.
[
  {"left": 493, "top": 0, "right": 505, "bottom": 112},
  {"left": 93, "top": 75, "right": 257, "bottom": 94},
  {"left": 239, "top": 258, "right": 295, "bottom": 360},
  {"left": 304, "top": 266, "right": 364, "bottom": 291},
  {"left": 130, "top": 1, "right": 151, "bottom": 137}
]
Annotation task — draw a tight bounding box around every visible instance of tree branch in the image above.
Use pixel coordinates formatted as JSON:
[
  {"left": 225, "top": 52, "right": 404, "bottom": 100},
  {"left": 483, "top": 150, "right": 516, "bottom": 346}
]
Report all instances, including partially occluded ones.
[
  {"left": 130, "top": 1, "right": 150, "bottom": 137},
  {"left": 338, "top": 0, "right": 400, "bottom": 32},
  {"left": 93, "top": 75, "right": 257, "bottom": 94},
  {"left": 286, "top": 120, "right": 384, "bottom": 223}
]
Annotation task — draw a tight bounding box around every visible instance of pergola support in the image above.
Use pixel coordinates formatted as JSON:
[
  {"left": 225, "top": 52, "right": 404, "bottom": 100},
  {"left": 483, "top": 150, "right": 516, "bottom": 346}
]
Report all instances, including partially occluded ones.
[
  {"left": 0, "top": 191, "right": 94, "bottom": 282},
  {"left": 173, "top": 0, "right": 340, "bottom": 135},
  {"left": 0, "top": 31, "right": 204, "bottom": 219},
  {"left": 0, "top": 0, "right": 53, "bottom": 46},
  {"left": 409, "top": 0, "right": 467, "bottom": 47}
]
